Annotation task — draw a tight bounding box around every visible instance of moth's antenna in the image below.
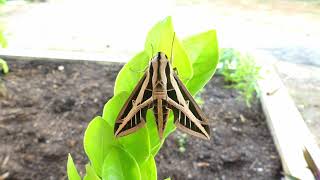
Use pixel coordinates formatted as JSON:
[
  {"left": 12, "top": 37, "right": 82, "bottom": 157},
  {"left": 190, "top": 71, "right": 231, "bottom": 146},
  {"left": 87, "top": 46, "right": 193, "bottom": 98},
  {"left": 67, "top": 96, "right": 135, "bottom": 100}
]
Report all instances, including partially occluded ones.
[
  {"left": 170, "top": 33, "right": 175, "bottom": 64},
  {"left": 151, "top": 44, "right": 154, "bottom": 59}
]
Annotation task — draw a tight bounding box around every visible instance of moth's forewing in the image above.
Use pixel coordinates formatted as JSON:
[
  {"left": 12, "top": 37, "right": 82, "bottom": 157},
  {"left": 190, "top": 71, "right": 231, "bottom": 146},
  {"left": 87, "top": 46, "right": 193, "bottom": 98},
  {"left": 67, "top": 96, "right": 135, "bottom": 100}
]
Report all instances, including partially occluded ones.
[{"left": 114, "top": 72, "right": 153, "bottom": 137}]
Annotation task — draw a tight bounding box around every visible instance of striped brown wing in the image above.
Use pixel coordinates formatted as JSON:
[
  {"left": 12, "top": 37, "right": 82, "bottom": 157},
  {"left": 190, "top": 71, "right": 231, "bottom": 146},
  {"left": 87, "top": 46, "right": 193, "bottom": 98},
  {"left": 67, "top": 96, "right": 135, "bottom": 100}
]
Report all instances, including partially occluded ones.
[
  {"left": 114, "top": 72, "right": 154, "bottom": 137},
  {"left": 166, "top": 73, "right": 210, "bottom": 140}
]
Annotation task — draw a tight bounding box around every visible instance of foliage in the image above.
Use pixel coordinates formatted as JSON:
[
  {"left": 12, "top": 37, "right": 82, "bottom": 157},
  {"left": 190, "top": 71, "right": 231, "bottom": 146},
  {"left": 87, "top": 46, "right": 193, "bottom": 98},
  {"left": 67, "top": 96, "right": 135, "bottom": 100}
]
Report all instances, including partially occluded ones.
[
  {"left": 219, "top": 48, "right": 261, "bottom": 106},
  {"left": 0, "top": 30, "right": 7, "bottom": 48},
  {"left": 0, "top": 0, "right": 9, "bottom": 75},
  {"left": 67, "top": 154, "right": 81, "bottom": 180},
  {"left": 0, "top": 59, "right": 8, "bottom": 74},
  {"left": 67, "top": 16, "right": 219, "bottom": 180},
  {"left": 0, "top": 32, "right": 9, "bottom": 74}
]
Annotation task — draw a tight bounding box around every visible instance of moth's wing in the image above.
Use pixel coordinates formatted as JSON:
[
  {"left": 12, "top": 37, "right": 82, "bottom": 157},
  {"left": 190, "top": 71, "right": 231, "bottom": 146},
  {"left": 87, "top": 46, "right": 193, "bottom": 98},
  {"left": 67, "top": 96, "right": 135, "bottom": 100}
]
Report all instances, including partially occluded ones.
[
  {"left": 114, "top": 72, "right": 153, "bottom": 137},
  {"left": 166, "top": 72, "right": 210, "bottom": 140}
]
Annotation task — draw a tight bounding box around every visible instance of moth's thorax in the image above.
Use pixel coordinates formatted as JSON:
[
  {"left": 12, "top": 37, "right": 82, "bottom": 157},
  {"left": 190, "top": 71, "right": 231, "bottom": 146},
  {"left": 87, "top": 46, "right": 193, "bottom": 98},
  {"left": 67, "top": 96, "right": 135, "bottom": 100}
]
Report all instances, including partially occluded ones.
[{"left": 150, "top": 52, "right": 170, "bottom": 97}]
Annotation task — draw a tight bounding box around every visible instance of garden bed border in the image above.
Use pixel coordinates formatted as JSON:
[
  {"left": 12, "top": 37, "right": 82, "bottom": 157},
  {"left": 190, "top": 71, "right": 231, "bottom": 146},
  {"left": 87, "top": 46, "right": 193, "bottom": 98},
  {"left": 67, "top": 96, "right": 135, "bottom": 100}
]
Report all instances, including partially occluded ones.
[{"left": 252, "top": 51, "right": 320, "bottom": 180}]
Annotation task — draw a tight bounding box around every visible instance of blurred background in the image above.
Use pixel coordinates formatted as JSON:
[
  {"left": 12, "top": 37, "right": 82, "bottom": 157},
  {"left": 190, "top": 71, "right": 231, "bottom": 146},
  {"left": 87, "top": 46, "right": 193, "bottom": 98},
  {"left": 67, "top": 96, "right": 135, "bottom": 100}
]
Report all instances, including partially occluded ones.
[{"left": 1, "top": 0, "right": 319, "bottom": 144}]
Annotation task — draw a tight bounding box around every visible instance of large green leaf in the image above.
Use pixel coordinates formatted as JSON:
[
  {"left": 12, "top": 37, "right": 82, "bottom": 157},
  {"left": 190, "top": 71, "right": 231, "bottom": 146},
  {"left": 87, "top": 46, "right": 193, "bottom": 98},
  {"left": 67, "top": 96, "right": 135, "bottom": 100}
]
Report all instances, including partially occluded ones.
[
  {"left": 102, "top": 92, "right": 130, "bottom": 127},
  {"left": 145, "top": 111, "right": 161, "bottom": 151},
  {"left": 140, "top": 156, "right": 157, "bottom": 180},
  {"left": 114, "top": 51, "right": 150, "bottom": 95},
  {"left": 67, "top": 154, "right": 81, "bottom": 180},
  {"left": 183, "top": 30, "right": 219, "bottom": 95},
  {"left": 118, "top": 129, "right": 150, "bottom": 165},
  {"left": 102, "top": 92, "right": 151, "bottom": 165},
  {"left": 102, "top": 147, "right": 141, "bottom": 180},
  {"left": 0, "top": 0, "right": 6, "bottom": 5},
  {"left": 83, "top": 116, "right": 118, "bottom": 177},
  {"left": 83, "top": 164, "right": 101, "bottom": 180},
  {"left": 144, "top": 16, "right": 193, "bottom": 81}
]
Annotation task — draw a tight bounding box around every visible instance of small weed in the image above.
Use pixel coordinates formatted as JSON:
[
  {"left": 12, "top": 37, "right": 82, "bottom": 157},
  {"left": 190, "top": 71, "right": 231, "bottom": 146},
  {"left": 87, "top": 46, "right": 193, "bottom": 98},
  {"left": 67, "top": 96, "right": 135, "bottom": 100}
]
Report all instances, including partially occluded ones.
[
  {"left": 0, "top": 30, "right": 9, "bottom": 74},
  {"left": 219, "top": 48, "right": 261, "bottom": 107},
  {"left": 0, "top": 58, "right": 9, "bottom": 74},
  {"left": 177, "top": 133, "right": 188, "bottom": 153}
]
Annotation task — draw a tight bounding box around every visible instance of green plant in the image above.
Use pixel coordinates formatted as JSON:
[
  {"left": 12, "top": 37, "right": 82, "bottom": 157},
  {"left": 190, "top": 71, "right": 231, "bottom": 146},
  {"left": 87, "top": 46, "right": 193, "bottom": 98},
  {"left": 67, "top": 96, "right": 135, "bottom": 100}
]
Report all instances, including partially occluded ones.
[
  {"left": 0, "top": 0, "right": 8, "bottom": 74},
  {"left": 219, "top": 48, "right": 261, "bottom": 106},
  {"left": 0, "top": 30, "right": 9, "bottom": 74},
  {"left": 67, "top": 16, "right": 219, "bottom": 180},
  {"left": 0, "top": 59, "right": 8, "bottom": 74}
]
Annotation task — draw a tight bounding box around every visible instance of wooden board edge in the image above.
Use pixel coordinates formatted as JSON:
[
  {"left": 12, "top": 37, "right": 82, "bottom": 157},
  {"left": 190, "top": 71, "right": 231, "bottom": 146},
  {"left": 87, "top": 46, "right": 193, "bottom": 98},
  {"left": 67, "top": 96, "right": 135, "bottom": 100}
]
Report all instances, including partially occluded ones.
[{"left": 252, "top": 51, "right": 320, "bottom": 180}]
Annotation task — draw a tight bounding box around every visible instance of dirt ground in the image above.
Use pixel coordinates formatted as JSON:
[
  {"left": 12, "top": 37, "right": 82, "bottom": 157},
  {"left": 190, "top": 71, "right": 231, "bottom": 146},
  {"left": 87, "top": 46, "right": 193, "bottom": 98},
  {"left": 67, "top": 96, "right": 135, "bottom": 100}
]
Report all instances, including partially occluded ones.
[{"left": 0, "top": 60, "right": 281, "bottom": 180}]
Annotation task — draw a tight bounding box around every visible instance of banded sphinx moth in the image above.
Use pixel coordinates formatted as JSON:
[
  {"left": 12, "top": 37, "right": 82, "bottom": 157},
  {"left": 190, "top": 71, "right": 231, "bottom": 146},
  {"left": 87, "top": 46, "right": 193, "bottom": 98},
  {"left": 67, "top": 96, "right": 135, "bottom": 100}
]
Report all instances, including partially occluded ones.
[{"left": 114, "top": 52, "right": 210, "bottom": 140}]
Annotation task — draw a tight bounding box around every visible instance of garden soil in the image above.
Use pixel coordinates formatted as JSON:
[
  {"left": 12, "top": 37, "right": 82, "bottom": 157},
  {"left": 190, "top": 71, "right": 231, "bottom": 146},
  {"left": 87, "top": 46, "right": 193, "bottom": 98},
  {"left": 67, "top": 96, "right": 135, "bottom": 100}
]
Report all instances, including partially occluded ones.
[{"left": 0, "top": 60, "right": 281, "bottom": 180}]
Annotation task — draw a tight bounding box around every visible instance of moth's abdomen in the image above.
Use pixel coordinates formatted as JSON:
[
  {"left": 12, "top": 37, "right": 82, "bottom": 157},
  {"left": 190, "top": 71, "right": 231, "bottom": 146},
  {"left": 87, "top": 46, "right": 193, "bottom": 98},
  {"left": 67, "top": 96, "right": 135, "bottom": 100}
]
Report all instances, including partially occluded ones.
[{"left": 153, "top": 100, "right": 170, "bottom": 139}]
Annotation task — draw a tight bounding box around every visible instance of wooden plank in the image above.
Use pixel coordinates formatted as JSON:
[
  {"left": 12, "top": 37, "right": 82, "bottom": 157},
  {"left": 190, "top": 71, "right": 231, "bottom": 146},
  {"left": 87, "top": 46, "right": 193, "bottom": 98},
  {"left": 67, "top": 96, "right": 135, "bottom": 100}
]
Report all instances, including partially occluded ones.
[{"left": 253, "top": 52, "right": 320, "bottom": 180}]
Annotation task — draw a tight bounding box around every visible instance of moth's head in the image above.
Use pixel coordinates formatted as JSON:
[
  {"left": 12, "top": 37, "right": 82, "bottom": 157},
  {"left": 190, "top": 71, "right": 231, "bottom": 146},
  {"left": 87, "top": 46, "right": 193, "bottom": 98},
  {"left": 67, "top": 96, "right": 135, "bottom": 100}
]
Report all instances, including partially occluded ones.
[
  {"left": 151, "top": 52, "right": 168, "bottom": 62},
  {"left": 150, "top": 52, "right": 170, "bottom": 92},
  {"left": 149, "top": 52, "right": 170, "bottom": 67}
]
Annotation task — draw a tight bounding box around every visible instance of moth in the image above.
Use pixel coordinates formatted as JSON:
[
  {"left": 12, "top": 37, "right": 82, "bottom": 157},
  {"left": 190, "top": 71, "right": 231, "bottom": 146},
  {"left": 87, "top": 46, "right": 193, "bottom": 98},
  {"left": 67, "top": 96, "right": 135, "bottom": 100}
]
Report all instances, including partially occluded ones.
[{"left": 114, "top": 52, "right": 210, "bottom": 140}]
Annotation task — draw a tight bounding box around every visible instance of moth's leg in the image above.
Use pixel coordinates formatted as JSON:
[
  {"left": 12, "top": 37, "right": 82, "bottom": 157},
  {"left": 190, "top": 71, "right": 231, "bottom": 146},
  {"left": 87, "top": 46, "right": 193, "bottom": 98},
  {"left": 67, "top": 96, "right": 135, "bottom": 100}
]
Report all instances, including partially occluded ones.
[
  {"left": 167, "top": 88, "right": 175, "bottom": 92},
  {"left": 173, "top": 67, "right": 179, "bottom": 75},
  {"left": 169, "top": 33, "right": 176, "bottom": 64},
  {"left": 129, "top": 65, "right": 148, "bottom": 73}
]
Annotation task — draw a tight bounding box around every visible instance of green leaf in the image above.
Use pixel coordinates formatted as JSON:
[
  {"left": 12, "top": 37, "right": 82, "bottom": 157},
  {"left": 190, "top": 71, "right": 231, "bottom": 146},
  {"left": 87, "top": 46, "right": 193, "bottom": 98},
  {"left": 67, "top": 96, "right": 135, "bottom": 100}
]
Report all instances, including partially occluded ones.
[
  {"left": 103, "top": 92, "right": 151, "bottom": 165},
  {"left": 0, "top": 0, "right": 6, "bottom": 5},
  {"left": 144, "top": 16, "right": 193, "bottom": 82},
  {"left": 0, "top": 58, "right": 9, "bottom": 74},
  {"left": 84, "top": 116, "right": 118, "bottom": 177},
  {"left": 83, "top": 164, "right": 101, "bottom": 180},
  {"left": 103, "top": 92, "right": 130, "bottom": 127},
  {"left": 140, "top": 156, "right": 157, "bottom": 180},
  {"left": 114, "top": 51, "right": 150, "bottom": 95},
  {"left": 102, "top": 147, "right": 141, "bottom": 180},
  {"left": 183, "top": 30, "right": 219, "bottom": 95},
  {"left": 67, "top": 154, "right": 81, "bottom": 180},
  {"left": 118, "top": 128, "right": 150, "bottom": 165},
  {"left": 146, "top": 111, "right": 161, "bottom": 151}
]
